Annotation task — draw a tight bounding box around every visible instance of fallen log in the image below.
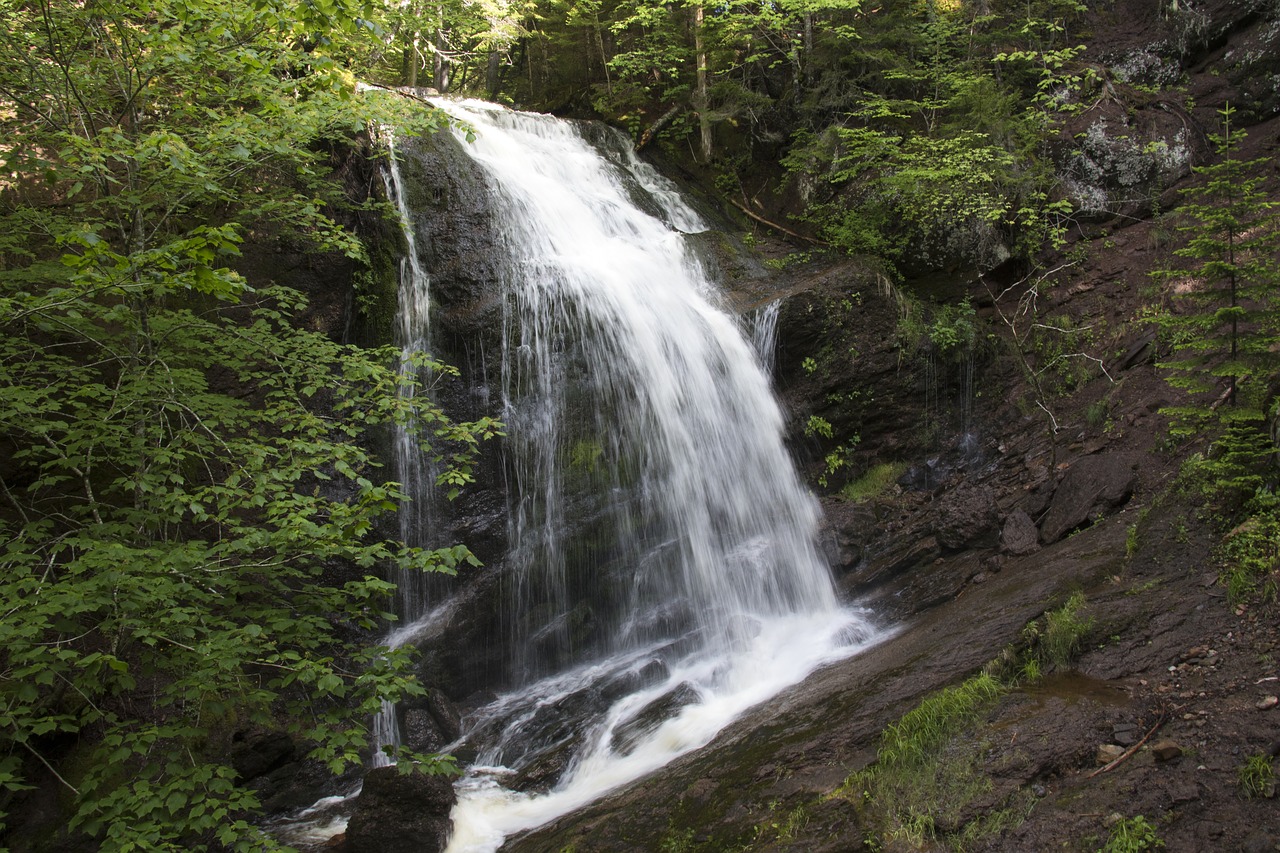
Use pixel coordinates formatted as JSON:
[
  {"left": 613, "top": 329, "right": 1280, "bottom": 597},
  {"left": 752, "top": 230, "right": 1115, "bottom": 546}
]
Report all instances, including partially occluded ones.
[{"left": 637, "top": 104, "right": 685, "bottom": 151}]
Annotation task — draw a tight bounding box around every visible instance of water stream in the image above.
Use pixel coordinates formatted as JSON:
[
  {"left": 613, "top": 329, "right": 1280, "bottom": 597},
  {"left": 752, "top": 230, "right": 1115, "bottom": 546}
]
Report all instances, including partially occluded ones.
[{"left": 376, "top": 100, "right": 881, "bottom": 852}]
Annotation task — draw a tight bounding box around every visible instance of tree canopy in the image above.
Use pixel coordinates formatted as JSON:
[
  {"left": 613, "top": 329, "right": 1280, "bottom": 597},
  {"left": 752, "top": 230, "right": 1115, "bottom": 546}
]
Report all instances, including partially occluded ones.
[{"left": 0, "top": 0, "right": 497, "bottom": 847}]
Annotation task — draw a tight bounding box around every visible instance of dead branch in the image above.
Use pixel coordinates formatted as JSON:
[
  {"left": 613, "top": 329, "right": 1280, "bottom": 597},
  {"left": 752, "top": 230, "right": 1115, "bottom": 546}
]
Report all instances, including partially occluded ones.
[
  {"left": 1086, "top": 717, "right": 1165, "bottom": 779},
  {"left": 726, "top": 197, "right": 828, "bottom": 246},
  {"left": 636, "top": 104, "right": 685, "bottom": 151}
]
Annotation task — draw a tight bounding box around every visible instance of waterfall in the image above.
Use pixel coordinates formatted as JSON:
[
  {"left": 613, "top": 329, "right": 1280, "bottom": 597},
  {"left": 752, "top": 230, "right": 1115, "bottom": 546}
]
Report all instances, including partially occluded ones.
[
  {"left": 381, "top": 100, "right": 881, "bottom": 852},
  {"left": 749, "top": 299, "right": 782, "bottom": 376}
]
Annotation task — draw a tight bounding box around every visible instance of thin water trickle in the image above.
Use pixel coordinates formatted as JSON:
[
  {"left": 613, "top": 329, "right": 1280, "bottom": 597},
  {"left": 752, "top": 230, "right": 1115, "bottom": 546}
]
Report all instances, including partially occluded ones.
[{"left": 375, "top": 100, "right": 882, "bottom": 851}]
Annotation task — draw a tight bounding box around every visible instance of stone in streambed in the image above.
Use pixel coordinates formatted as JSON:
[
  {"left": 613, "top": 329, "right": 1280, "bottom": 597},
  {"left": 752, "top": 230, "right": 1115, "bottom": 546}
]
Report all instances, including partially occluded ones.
[{"left": 345, "top": 765, "right": 456, "bottom": 853}]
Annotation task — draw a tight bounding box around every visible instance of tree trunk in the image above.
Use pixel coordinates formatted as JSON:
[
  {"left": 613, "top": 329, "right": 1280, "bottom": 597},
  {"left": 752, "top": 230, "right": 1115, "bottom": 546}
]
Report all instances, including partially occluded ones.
[
  {"left": 803, "top": 12, "right": 813, "bottom": 87},
  {"left": 404, "top": 40, "right": 419, "bottom": 87},
  {"left": 594, "top": 11, "right": 611, "bottom": 94},
  {"left": 486, "top": 50, "right": 501, "bottom": 98},
  {"left": 693, "top": 4, "right": 712, "bottom": 163},
  {"left": 433, "top": 3, "right": 450, "bottom": 92}
]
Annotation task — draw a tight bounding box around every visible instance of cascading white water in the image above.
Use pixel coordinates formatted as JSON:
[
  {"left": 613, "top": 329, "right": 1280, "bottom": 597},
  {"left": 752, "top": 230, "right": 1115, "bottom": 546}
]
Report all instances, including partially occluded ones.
[
  {"left": 749, "top": 299, "right": 783, "bottom": 376},
  {"left": 366, "top": 130, "right": 434, "bottom": 769},
  {"left": 378, "top": 100, "right": 885, "bottom": 852}
]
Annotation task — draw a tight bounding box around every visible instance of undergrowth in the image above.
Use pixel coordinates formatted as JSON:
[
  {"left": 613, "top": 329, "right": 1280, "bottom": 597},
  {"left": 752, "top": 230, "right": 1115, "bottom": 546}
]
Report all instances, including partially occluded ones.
[
  {"left": 823, "top": 592, "right": 1096, "bottom": 851},
  {"left": 1237, "top": 753, "right": 1276, "bottom": 799},
  {"left": 1100, "top": 814, "right": 1164, "bottom": 852},
  {"left": 842, "top": 461, "right": 906, "bottom": 503},
  {"left": 1219, "top": 492, "right": 1280, "bottom": 604}
]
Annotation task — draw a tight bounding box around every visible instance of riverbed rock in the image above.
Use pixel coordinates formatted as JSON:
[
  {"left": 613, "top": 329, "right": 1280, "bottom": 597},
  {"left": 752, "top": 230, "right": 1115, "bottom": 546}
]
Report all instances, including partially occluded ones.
[
  {"left": 402, "top": 708, "right": 448, "bottom": 754},
  {"left": 839, "top": 534, "right": 941, "bottom": 599},
  {"left": 509, "top": 736, "right": 583, "bottom": 793},
  {"left": 1039, "top": 454, "right": 1138, "bottom": 544},
  {"left": 400, "top": 688, "right": 465, "bottom": 753},
  {"left": 345, "top": 765, "right": 456, "bottom": 853},
  {"left": 611, "top": 682, "right": 703, "bottom": 756}
]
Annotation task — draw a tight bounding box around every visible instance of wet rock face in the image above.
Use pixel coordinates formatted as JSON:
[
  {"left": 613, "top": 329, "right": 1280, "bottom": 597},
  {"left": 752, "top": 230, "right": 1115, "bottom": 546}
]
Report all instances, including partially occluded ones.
[
  {"left": 773, "top": 259, "right": 942, "bottom": 474},
  {"left": 391, "top": 131, "right": 505, "bottom": 346},
  {"left": 231, "top": 729, "right": 296, "bottom": 783},
  {"left": 345, "top": 766, "right": 457, "bottom": 853}
]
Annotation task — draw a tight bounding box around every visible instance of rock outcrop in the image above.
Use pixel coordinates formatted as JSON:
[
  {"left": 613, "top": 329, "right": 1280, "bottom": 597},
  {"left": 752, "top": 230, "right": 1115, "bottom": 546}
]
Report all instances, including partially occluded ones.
[
  {"left": 1038, "top": 454, "right": 1138, "bottom": 545},
  {"left": 345, "top": 767, "right": 457, "bottom": 853}
]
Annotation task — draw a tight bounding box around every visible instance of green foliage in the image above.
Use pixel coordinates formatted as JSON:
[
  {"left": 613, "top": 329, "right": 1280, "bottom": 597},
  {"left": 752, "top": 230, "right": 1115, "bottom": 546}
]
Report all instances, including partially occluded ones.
[
  {"left": 1237, "top": 753, "right": 1276, "bottom": 799},
  {"left": 928, "top": 300, "right": 979, "bottom": 359},
  {"left": 820, "top": 442, "right": 859, "bottom": 488},
  {"left": 841, "top": 461, "right": 905, "bottom": 503},
  {"left": 366, "top": 0, "right": 524, "bottom": 91},
  {"left": 805, "top": 415, "right": 835, "bottom": 439},
  {"left": 659, "top": 824, "right": 697, "bottom": 853},
  {"left": 0, "top": 279, "right": 492, "bottom": 846},
  {"left": 802, "top": 415, "right": 858, "bottom": 488},
  {"left": 1019, "top": 591, "right": 1093, "bottom": 670},
  {"left": 1219, "top": 494, "right": 1280, "bottom": 604},
  {"left": 1029, "top": 314, "right": 1102, "bottom": 394},
  {"left": 1100, "top": 815, "right": 1164, "bottom": 852},
  {"left": 1125, "top": 523, "right": 1141, "bottom": 560},
  {"left": 1041, "top": 591, "right": 1093, "bottom": 666},
  {"left": 776, "top": 1, "right": 1082, "bottom": 273},
  {"left": 878, "top": 672, "right": 1003, "bottom": 770},
  {"left": 0, "top": 0, "right": 498, "bottom": 846},
  {"left": 1146, "top": 106, "right": 1280, "bottom": 493},
  {"left": 836, "top": 670, "right": 1032, "bottom": 851}
]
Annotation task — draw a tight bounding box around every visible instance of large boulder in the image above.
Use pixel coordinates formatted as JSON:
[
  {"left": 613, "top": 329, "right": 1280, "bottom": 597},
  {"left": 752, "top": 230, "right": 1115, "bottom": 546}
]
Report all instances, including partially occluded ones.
[
  {"left": 345, "top": 766, "right": 457, "bottom": 853},
  {"left": 1000, "top": 510, "right": 1041, "bottom": 556},
  {"left": 934, "top": 484, "right": 999, "bottom": 551},
  {"left": 1039, "top": 454, "right": 1138, "bottom": 544}
]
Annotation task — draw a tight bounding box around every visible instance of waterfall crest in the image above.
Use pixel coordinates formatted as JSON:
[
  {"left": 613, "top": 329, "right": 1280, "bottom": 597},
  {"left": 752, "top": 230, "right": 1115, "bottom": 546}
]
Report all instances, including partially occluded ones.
[{"left": 382, "top": 100, "right": 880, "bottom": 852}]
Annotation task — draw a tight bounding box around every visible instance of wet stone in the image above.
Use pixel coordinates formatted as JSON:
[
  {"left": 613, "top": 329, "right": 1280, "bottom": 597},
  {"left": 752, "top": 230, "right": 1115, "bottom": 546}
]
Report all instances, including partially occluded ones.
[
  {"left": 509, "top": 736, "right": 582, "bottom": 793},
  {"left": 346, "top": 765, "right": 456, "bottom": 853},
  {"left": 611, "top": 682, "right": 703, "bottom": 756},
  {"left": 1113, "top": 723, "right": 1139, "bottom": 747},
  {"left": 1242, "top": 830, "right": 1279, "bottom": 853}
]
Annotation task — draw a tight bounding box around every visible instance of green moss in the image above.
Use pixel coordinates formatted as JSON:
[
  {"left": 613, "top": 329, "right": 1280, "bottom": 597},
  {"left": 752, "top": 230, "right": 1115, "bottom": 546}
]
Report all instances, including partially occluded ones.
[
  {"left": 350, "top": 236, "right": 403, "bottom": 346},
  {"left": 841, "top": 461, "right": 905, "bottom": 503},
  {"left": 567, "top": 439, "right": 604, "bottom": 473}
]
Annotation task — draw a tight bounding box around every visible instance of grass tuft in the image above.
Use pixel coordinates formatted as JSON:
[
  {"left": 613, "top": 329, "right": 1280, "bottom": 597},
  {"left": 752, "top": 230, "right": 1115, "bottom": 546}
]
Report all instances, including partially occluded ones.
[{"left": 841, "top": 461, "right": 905, "bottom": 503}]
